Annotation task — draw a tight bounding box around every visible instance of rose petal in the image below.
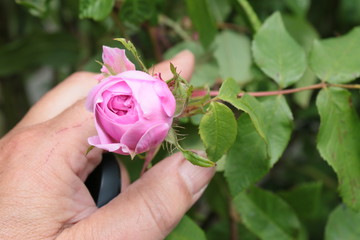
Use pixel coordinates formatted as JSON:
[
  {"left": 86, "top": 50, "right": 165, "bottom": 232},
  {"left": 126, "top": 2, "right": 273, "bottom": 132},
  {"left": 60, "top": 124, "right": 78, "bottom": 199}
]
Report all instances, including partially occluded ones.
[
  {"left": 95, "top": 104, "right": 131, "bottom": 140},
  {"left": 86, "top": 77, "right": 132, "bottom": 112},
  {"left": 118, "top": 70, "right": 156, "bottom": 82},
  {"left": 153, "top": 81, "right": 176, "bottom": 117},
  {"left": 135, "top": 123, "right": 170, "bottom": 154},
  {"left": 101, "top": 46, "right": 135, "bottom": 75},
  {"left": 88, "top": 136, "right": 130, "bottom": 155}
]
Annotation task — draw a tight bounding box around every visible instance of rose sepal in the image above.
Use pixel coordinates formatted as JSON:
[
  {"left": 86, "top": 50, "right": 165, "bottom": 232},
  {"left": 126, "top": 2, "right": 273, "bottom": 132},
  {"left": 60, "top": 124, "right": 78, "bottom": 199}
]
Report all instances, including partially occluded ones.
[{"left": 165, "top": 128, "right": 215, "bottom": 168}]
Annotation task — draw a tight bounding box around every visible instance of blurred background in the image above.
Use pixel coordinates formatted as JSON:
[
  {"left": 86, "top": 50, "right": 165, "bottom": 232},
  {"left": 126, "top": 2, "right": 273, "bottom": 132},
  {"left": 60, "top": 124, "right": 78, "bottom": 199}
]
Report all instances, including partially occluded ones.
[
  {"left": 1, "top": 0, "right": 359, "bottom": 134},
  {"left": 1, "top": 0, "right": 360, "bottom": 239}
]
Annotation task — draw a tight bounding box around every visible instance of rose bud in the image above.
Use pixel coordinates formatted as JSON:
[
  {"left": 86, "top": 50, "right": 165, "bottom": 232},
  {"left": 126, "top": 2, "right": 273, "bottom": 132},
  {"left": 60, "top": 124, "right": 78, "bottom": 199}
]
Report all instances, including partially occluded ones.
[{"left": 86, "top": 70, "right": 176, "bottom": 157}]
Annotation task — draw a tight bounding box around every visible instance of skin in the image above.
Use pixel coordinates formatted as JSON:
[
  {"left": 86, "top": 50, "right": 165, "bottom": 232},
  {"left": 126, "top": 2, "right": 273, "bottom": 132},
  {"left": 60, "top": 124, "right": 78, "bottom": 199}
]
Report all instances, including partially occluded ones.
[{"left": 0, "top": 50, "right": 215, "bottom": 240}]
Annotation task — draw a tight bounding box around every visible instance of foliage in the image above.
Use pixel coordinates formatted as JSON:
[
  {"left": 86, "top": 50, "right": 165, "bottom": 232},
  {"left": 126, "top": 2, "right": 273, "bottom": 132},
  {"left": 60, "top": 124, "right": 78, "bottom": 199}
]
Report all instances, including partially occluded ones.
[{"left": 2, "top": 0, "right": 360, "bottom": 239}]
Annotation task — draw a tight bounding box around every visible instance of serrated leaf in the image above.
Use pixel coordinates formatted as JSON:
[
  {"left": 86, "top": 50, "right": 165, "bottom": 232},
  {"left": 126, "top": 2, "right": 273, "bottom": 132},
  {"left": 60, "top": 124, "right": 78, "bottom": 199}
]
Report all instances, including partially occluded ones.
[
  {"left": 262, "top": 95, "right": 293, "bottom": 166},
  {"left": 199, "top": 101, "right": 237, "bottom": 162},
  {"left": 119, "top": 0, "right": 155, "bottom": 25},
  {"left": 282, "top": 15, "right": 319, "bottom": 108},
  {"left": 166, "top": 215, "right": 206, "bottom": 240},
  {"left": 230, "top": 94, "right": 267, "bottom": 141},
  {"left": 224, "top": 95, "right": 293, "bottom": 195},
  {"left": 224, "top": 114, "right": 268, "bottom": 195},
  {"left": 185, "top": 0, "right": 217, "bottom": 48},
  {"left": 316, "top": 87, "right": 360, "bottom": 210},
  {"left": 219, "top": 85, "right": 293, "bottom": 166},
  {"left": 218, "top": 77, "right": 240, "bottom": 100},
  {"left": 79, "top": 0, "right": 115, "bottom": 21},
  {"left": 214, "top": 30, "right": 252, "bottom": 84},
  {"left": 309, "top": 27, "right": 360, "bottom": 83},
  {"left": 325, "top": 205, "right": 360, "bottom": 240},
  {"left": 234, "top": 187, "right": 306, "bottom": 240},
  {"left": 252, "top": 12, "right": 307, "bottom": 88}
]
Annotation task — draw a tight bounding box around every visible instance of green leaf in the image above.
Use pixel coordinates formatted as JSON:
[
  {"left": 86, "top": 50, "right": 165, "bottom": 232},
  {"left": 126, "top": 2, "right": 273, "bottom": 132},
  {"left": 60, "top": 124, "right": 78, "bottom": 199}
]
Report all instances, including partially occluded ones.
[
  {"left": 191, "top": 62, "right": 218, "bottom": 88},
  {"left": 283, "top": 15, "right": 319, "bottom": 53},
  {"left": 166, "top": 215, "right": 207, "bottom": 240},
  {"left": 293, "top": 68, "right": 317, "bottom": 108},
  {"left": 252, "top": 12, "right": 307, "bottom": 88},
  {"left": 119, "top": 0, "right": 155, "bottom": 25},
  {"left": 185, "top": 0, "right": 217, "bottom": 48},
  {"left": 309, "top": 27, "right": 360, "bottom": 83},
  {"left": 316, "top": 87, "right": 360, "bottom": 210},
  {"left": 224, "top": 114, "right": 268, "bottom": 196},
  {"left": 224, "top": 95, "right": 293, "bottom": 195},
  {"left": 279, "top": 182, "right": 323, "bottom": 222},
  {"left": 325, "top": 205, "right": 360, "bottom": 240},
  {"left": 79, "top": 0, "right": 115, "bottom": 21},
  {"left": 282, "top": 15, "right": 319, "bottom": 108},
  {"left": 199, "top": 101, "right": 237, "bottom": 162},
  {"left": 218, "top": 77, "right": 240, "bottom": 101},
  {"left": 214, "top": 30, "right": 252, "bottom": 84},
  {"left": 15, "top": 0, "right": 49, "bottom": 17},
  {"left": 234, "top": 187, "right": 306, "bottom": 240},
  {"left": 206, "top": 0, "right": 231, "bottom": 23},
  {"left": 165, "top": 127, "right": 215, "bottom": 167},
  {"left": 230, "top": 94, "right": 267, "bottom": 141},
  {"left": 182, "top": 150, "right": 216, "bottom": 168},
  {"left": 219, "top": 83, "right": 293, "bottom": 165},
  {"left": 262, "top": 95, "right": 293, "bottom": 166},
  {"left": 284, "top": 0, "right": 310, "bottom": 17}
]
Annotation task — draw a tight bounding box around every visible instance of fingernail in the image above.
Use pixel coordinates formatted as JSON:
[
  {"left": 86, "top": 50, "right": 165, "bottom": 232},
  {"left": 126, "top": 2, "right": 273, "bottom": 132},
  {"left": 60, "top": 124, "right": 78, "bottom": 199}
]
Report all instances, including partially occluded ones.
[{"left": 178, "top": 158, "right": 215, "bottom": 198}]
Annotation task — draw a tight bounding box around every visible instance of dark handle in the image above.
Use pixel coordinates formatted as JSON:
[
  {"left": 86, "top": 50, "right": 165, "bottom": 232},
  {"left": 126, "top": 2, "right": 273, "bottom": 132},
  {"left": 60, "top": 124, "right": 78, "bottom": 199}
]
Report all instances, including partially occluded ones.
[{"left": 85, "top": 153, "right": 121, "bottom": 207}]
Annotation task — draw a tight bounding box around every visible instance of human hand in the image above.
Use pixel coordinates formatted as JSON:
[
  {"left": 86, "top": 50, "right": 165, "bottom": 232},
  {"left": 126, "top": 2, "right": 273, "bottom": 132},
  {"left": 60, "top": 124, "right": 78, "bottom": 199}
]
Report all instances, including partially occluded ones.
[{"left": 0, "top": 50, "right": 215, "bottom": 240}]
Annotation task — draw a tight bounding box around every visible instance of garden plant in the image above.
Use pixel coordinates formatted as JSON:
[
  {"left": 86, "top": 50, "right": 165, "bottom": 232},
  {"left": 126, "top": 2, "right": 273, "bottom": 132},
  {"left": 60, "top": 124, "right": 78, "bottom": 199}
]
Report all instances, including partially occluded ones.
[{"left": 1, "top": 0, "right": 360, "bottom": 239}]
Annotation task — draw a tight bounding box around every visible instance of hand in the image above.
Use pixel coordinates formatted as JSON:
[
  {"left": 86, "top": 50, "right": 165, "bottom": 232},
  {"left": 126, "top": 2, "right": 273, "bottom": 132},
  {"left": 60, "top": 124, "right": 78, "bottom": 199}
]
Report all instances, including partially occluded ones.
[{"left": 0, "top": 50, "right": 215, "bottom": 240}]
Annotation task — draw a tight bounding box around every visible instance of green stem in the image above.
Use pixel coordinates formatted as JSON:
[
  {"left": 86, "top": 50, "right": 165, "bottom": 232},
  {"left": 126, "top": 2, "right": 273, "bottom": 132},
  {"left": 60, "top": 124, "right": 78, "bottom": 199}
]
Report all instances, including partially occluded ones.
[
  {"left": 237, "top": 0, "right": 261, "bottom": 32},
  {"left": 192, "top": 82, "right": 360, "bottom": 98},
  {"left": 158, "top": 14, "right": 192, "bottom": 41}
]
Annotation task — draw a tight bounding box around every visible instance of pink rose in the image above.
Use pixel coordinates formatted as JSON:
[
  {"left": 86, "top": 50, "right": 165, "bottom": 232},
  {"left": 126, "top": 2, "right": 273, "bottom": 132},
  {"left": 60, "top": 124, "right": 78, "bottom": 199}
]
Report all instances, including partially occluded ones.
[{"left": 86, "top": 70, "right": 176, "bottom": 157}]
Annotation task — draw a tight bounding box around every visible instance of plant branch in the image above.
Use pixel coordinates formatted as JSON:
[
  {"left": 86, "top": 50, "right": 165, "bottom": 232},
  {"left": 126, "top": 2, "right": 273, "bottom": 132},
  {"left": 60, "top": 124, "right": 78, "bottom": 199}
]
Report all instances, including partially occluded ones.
[
  {"left": 237, "top": 0, "right": 261, "bottom": 32},
  {"left": 192, "top": 82, "right": 360, "bottom": 98},
  {"left": 158, "top": 14, "right": 192, "bottom": 41}
]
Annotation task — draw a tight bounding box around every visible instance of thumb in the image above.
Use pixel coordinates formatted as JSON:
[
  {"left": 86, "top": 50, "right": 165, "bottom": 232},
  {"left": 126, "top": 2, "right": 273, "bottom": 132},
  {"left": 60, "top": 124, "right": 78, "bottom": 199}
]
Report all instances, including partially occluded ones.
[{"left": 58, "top": 152, "right": 215, "bottom": 240}]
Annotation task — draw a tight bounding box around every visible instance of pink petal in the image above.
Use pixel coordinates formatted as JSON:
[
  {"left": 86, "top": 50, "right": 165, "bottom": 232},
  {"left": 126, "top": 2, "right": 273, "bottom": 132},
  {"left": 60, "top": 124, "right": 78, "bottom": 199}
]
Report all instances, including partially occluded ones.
[
  {"left": 153, "top": 81, "right": 176, "bottom": 117},
  {"left": 88, "top": 136, "right": 130, "bottom": 155},
  {"left": 85, "top": 77, "right": 132, "bottom": 112},
  {"left": 118, "top": 70, "right": 157, "bottom": 82},
  {"left": 135, "top": 123, "right": 170, "bottom": 154},
  {"left": 101, "top": 46, "right": 135, "bottom": 75}
]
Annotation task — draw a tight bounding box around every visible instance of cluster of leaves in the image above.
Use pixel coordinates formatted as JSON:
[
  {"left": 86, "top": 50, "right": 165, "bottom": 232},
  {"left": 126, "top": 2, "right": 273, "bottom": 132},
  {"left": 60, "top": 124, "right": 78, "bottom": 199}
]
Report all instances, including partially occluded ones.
[{"left": 2, "top": 0, "right": 360, "bottom": 239}]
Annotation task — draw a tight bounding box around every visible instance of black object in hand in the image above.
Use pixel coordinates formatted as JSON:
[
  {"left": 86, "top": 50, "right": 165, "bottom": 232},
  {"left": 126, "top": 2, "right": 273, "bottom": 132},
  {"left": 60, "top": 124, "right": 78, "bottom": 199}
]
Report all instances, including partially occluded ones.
[{"left": 85, "top": 153, "right": 121, "bottom": 207}]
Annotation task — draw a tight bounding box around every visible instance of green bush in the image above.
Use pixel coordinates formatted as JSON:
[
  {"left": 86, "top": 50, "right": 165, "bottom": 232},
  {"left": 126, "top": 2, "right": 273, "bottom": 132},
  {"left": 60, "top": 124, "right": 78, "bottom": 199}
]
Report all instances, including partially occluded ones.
[{"left": 1, "top": 0, "right": 360, "bottom": 239}]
